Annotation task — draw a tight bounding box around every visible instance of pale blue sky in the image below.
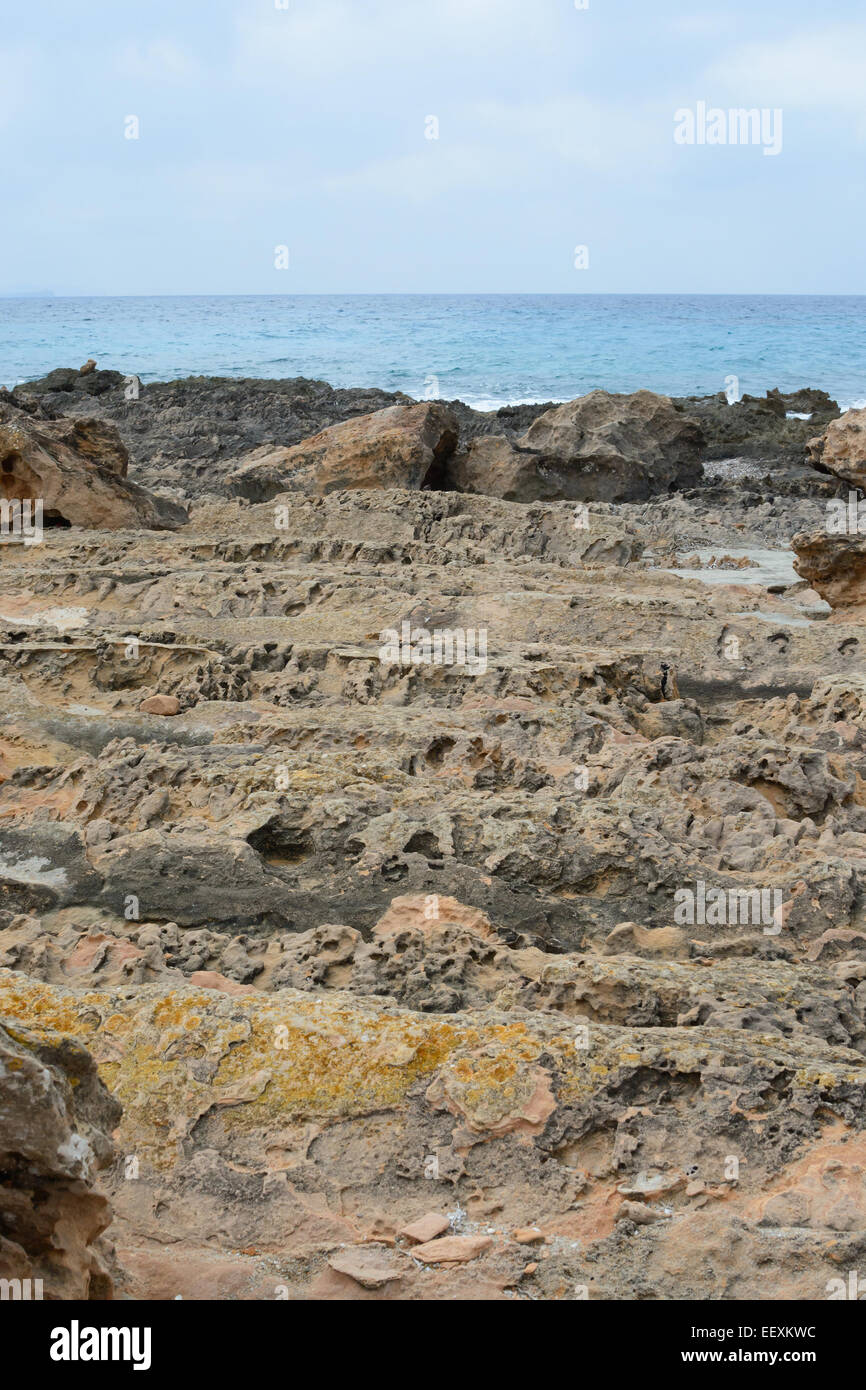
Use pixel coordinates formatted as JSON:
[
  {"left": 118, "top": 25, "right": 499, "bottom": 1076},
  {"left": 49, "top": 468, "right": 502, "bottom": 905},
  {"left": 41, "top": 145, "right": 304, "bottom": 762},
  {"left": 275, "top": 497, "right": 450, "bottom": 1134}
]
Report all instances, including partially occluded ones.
[{"left": 2, "top": 0, "right": 863, "bottom": 294}]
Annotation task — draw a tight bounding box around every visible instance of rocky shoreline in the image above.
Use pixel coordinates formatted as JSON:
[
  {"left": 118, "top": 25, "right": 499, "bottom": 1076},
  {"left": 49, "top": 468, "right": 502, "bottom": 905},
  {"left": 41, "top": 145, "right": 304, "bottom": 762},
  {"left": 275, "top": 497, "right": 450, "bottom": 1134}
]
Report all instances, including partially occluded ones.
[
  {"left": 10, "top": 366, "right": 843, "bottom": 496},
  {"left": 1, "top": 365, "right": 865, "bottom": 1301}
]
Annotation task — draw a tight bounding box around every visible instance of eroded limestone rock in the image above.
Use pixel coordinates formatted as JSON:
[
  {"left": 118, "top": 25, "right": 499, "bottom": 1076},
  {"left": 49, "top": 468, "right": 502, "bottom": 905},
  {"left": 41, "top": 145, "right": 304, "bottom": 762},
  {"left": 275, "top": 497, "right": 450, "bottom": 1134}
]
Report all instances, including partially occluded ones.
[
  {"left": 0, "top": 1021, "right": 120, "bottom": 1299},
  {"left": 0, "top": 396, "right": 187, "bottom": 531}
]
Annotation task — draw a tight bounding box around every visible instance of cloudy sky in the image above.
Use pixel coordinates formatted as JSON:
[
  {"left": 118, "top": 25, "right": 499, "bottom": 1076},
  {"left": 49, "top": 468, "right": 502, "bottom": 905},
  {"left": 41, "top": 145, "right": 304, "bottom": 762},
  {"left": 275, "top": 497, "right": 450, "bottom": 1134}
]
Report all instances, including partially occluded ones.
[{"left": 2, "top": 0, "right": 863, "bottom": 294}]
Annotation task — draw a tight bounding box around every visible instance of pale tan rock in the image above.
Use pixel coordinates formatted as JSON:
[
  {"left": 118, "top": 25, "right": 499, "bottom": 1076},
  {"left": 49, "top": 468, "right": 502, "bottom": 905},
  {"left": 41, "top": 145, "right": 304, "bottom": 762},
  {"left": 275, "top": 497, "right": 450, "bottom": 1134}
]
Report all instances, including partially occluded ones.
[
  {"left": 807, "top": 407, "right": 866, "bottom": 488},
  {"left": 0, "top": 399, "right": 186, "bottom": 530},
  {"left": 229, "top": 402, "right": 458, "bottom": 501},
  {"left": 399, "top": 1213, "right": 451, "bottom": 1244},
  {"left": 617, "top": 1172, "right": 685, "bottom": 1198},
  {"left": 410, "top": 1235, "right": 493, "bottom": 1264},
  {"left": 374, "top": 894, "right": 495, "bottom": 941},
  {"left": 747, "top": 1133, "right": 866, "bottom": 1234},
  {"left": 602, "top": 922, "right": 689, "bottom": 959},
  {"left": 65, "top": 932, "right": 145, "bottom": 977},
  {"left": 326, "top": 1244, "right": 410, "bottom": 1289},
  {"left": 119, "top": 1248, "right": 261, "bottom": 1301},
  {"left": 0, "top": 455, "right": 865, "bottom": 1307},
  {"left": 792, "top": 529, "right": 866, "bottom": 615},
  {"left": 617, "top": 1201, "right": 667, "bottom": 1226},
  {"left": 426, "top": 1051, "right": 556, "bottom": 1138},
  {"left": 449, "top": 435, "right": 542, "bottom": 504},
  {"left": 2, "top": 968, "right": 865, "bottom": 1301},
  {"left": 806, "top": 928, "right": 866, "bottom": 961},
  {"left": 451, "top": 390, "right": 703, "bottom": 503},
  {"left": 140, "top": 694, "right": 180, "bottom": 716},
  {"left": 188, "top": 970, "right": 257, "bottom": 997}
]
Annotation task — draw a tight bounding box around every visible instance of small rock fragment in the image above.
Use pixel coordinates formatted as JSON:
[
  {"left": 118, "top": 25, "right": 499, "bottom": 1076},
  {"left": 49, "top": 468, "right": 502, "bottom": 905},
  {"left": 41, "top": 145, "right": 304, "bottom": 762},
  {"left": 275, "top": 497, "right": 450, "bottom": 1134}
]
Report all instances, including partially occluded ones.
[
  {"left": 410, "top": 1235, "right": 493, "bottom": 1264},
  {"left": 399, "top": 1213, "right": 451, "bottom": 1245},
  {"left": 326, "top": 1244, "right": 409, "bottom": 1290},
  {"left": 140, "top": 695, "right": 180, "bottom": 716},
  {"left": 513, "top": 1227, "right": 545, "bottom": 1245},
  {"left": 617, "top": 1201, "right": 667, "bottom": 1226}
]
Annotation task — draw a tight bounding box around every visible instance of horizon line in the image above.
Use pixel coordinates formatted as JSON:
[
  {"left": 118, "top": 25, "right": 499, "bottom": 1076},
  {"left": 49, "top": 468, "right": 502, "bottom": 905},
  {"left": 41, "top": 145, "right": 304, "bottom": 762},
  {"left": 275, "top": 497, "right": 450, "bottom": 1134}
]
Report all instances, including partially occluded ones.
[{"left": 2, "top": 291, "right": 866, "bottom": 301}]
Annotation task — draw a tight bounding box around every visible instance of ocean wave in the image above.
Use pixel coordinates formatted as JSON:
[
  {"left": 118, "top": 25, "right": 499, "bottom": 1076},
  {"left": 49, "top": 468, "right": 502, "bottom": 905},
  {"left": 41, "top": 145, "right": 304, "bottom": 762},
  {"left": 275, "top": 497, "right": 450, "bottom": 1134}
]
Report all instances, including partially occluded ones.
[{"left": 456, "top": 395, "right": 569, "bottom": 413}]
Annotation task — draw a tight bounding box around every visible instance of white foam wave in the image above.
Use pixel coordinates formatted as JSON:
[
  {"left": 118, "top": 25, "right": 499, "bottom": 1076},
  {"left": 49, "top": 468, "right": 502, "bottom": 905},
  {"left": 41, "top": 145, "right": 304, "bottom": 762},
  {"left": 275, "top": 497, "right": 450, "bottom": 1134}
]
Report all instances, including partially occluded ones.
[{"left": 456, "top": 395, "right": 569, "bottom": 413}]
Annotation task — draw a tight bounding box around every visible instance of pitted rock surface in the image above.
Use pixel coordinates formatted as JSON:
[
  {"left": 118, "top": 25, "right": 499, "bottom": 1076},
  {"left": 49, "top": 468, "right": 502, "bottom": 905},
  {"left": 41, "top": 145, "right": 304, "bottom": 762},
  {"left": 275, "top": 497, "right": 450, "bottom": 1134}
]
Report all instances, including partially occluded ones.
[{"left": 1, "top": 376, "right": 865, "bottom": 1300}]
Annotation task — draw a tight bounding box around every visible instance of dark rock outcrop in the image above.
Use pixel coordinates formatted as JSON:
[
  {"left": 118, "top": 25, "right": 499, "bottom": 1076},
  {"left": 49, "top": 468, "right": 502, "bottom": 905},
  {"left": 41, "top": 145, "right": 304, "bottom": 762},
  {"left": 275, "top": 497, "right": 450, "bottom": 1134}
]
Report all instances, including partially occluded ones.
[
  {"left": 673, "top": 388, "right": 840, "bottom": 463},
  {"left": 18, "top": 365, "right": 126, "bottom": 398}
]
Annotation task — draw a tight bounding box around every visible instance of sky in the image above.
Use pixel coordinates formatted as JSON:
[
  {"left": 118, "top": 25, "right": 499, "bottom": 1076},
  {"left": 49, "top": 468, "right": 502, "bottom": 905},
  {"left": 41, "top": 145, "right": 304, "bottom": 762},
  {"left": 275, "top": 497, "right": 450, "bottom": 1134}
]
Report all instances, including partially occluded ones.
[{"left": 1, "top": 0, "right": 864, "bottom": 295}]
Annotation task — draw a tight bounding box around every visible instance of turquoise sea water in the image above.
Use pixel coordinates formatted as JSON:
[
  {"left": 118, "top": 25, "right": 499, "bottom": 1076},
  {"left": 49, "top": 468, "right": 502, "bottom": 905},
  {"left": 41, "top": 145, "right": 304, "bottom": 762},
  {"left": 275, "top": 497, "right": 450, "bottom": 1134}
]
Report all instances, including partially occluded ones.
[{"left": 1, "top": 294, "right": 864, "bottom": 410}]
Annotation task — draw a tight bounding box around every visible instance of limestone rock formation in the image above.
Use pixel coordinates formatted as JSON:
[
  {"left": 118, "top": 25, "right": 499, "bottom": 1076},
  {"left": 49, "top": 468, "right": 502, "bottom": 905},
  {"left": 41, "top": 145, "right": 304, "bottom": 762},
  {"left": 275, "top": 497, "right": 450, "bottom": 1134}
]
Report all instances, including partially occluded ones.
[
  {"left": 792, "top": 529, "right": 866, "bottom": 615},
  {"left": 448, "top": 434, "right": 547, "bottom": 502},
  {"left": 521, "top": 389, "right": 704, "bottom": 490},
  {"left": 1, "top": 369, "right": 865, "bottom": 1301},
  {"left": 807, "top": 406, "right": 866, "bottom": 488},
  {"left": 0, "top": 396, "right": 187, "bottom": 530},
  {"left": 2, "top": 966, "right": 866, "bottom": 1301},
  {"left": 0, "top": 1022, "right": 120, "bottom": 1299}
]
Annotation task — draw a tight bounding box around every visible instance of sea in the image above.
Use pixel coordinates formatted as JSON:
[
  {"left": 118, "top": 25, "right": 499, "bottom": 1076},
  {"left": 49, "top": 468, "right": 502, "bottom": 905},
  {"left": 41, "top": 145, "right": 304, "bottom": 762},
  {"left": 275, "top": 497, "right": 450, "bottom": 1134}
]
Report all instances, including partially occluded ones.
[{"left": 1, "top": 294, "right": 865, "bottom": 412}]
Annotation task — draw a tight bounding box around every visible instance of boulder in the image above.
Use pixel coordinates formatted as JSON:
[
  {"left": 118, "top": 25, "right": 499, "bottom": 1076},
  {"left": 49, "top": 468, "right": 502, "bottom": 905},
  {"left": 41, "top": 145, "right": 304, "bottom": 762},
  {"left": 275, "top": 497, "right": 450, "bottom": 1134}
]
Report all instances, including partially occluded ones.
[
  {"left": 448, "top": 434, "right": 549, "bottom": 503},
  {"left": 450, "top": 390, "right": 703, "bottom": 502},
  {"left": 807, "top": 407, "right": 866, "bottom": 488},
  {"left": 0, "top": 1022, "right": 120, "bottom": 1298},
  {"left": 229, "top": 402, "right": 459, "bottom": 501},
  {"left": 0, "top": 397, "right": 187, "bottom": 530},
  {"left": 792, "top": 529, "right": 866, "bottom": 615}
]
